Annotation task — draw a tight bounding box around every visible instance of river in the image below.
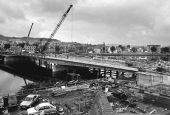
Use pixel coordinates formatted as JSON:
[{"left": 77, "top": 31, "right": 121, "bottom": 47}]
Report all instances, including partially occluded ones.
[{"left": 0, "top": 69, "right": 32, "bottom": 96}]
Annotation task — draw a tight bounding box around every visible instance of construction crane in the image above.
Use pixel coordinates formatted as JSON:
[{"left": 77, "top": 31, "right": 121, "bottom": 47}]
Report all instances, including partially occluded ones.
[
  {"left": 26, "top": 23, "right": 34, "bottom": 45},
  {"left": 40, "top": 4, "right": 73, "bottom": 54},
  {"left": 49, "top": 4, "right": 73, "bottom": 39},
  {"left": 28, "top": 23, "right": 34, "bottom": 38}
]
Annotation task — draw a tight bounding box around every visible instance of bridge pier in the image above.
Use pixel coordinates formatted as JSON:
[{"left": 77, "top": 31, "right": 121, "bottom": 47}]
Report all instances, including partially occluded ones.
[
  {"left": 47, "top": 62, "right": 50, "bottom": 69},
  {"left": 97, "top": 68, "right": 101, "bottom": 79},
  {"left": 116, "top": 71, "right": 119, "bottom": 79},
  {"left": 50, "top": 63, "right": 53, "bottom": 70},
  {"left": 104, "top": 68, "right": 106, "bottom": 78},
  {"left": 52, "top": 64, "right": 57, "bottom": 72},
  {"left": 45, "top": 61, "right": 48, "bottom": 68},
  {"left": 43, "top": 61, "right": 51, "bottom": 69},
  {"left": 48, "top": 62, "right": 52, "bottom": 69},
  {"left": 109, "top": 70, "right": 112, "bottom": 77},
  {"left": 133, "top": 72, "right": 138, "bottom": 84},
  {"left": 38, "top": 59, "right": 41, "bottom": 66}
]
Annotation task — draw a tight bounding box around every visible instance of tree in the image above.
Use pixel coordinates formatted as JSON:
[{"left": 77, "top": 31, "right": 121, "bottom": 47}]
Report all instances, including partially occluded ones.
[
  {"left": 127, "top": 45, "right": 130, "bottom": 49},
  {"left": 4, "top": 43, "right": 10, "bottom": 49},
  {"left": 156, "top": 67, "right": 166, "bottom": 73},
  {"left": 102, "top": 46, "right": 106, "bottom": 53},
  {"left": 161, "top": 56, "right": 169, "bottom": 61},
  {"left": 161, "top": 47, "right": 169, "bottom": 53},
  {"left": 76, "top": 45, "right": 84, "bottom": 53},
  {"left": 118, "top": 45, "right": 125, "bottom": 51},
  {"left": 17, "top": 43, "right": 25, "bottom": 48},
  {"left": 40, "top": 41, "right": 51, "bottom": 54},
  {"left": 39, "top": 45, "right": 47, "bottom": 54},
  {"left": 121, "top": 46, "right": 125, "bottom": 51},
  {"left": 118, "top": 45, "right": 122, "bottom": 48},
  {"left": 55, "top": 45, "right": 60, "bottom": 54},
  {"left": 150, "top": 46, "right": 157, "bottom": 53},
  {"left": 110, "top": 46, "right": 115, "bottom": 53},
  {"left": 131, "top": 47, "right": 137, "bottom": 53}
]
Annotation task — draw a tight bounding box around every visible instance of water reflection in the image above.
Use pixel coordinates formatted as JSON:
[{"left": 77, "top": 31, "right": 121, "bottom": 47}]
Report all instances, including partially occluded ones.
[{"left": 0, "top": 69, "right": 32, "bottom": 95}]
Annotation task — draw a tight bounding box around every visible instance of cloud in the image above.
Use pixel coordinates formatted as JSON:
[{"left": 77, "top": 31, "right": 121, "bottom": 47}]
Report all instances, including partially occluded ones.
[
  {"left": 0, "top": 0, "right": 25, "bottom": 21},
  {"left": 0, "top": 16, "right": 6, "bottom": 23},
  {"left": 24, "top": 0, "right": 76, "bottom": 18},
  {"left": 0, "top": 0, "right": 170, "bottom": 46},
  {"left": 38, "top": 0, "right": 75, "bottom": 13},
  {"left": 70, "top": 0, "right": 170, "bottom": 45}
]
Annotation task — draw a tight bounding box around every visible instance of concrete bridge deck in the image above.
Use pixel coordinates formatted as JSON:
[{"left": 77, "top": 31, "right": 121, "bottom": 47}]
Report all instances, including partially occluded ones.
[
  {"left": 0, "top": 53, "right": 138, "bottom": 72},
  {"left": 40, "top": 56, "right": 138, "bottom": 72}
]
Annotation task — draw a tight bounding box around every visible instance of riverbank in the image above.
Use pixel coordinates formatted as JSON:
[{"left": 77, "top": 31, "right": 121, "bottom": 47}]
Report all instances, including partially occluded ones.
[{"left": 0, "top": 63, "right": 51, "bottom": 82}]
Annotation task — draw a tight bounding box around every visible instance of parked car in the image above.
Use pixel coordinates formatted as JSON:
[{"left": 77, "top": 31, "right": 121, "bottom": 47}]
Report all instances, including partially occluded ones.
[
  {"left": 27, "top": 102, "right": 56, "bottom": 115},
  {"left": 20, "top": 94, "right": 40, "bottom": 110},
  {"left": 8, "top": 93, "right": 17, "bottom": 108}
]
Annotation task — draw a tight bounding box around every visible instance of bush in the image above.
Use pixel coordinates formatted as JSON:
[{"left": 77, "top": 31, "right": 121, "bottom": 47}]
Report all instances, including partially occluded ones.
[{"left": 156, "top": 67, "right": 166, "bottom": 72}]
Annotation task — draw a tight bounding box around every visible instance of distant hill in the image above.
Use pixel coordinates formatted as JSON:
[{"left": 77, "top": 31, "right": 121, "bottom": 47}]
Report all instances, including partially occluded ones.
[{"left": 0, "top": 34, "right": 61, "bottom": 42}]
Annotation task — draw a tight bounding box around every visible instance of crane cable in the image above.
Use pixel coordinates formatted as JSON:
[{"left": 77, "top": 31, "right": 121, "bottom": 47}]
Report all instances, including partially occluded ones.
[{"left": 70, "top": 6, "right": 74, "bottom": 42}]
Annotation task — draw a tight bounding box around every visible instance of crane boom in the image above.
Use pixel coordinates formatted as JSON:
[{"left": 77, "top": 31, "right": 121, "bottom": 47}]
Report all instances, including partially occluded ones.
[
  {"left": 28, "top": 23, "right": 34, "bottom": 38},
  {"left": 40, "top": 5, "right": 73, "bottom": 54},
  {"left": 49, "top": 4, "right": 73, "bottom": 39},
  {"left": 26, "top": 23, "right": 34, "bottom": 45}
]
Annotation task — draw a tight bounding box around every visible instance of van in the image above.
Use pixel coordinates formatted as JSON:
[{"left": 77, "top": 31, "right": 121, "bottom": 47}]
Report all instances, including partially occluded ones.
[{"left": 8, "top": 94, "right": 17, "bottom": 108}]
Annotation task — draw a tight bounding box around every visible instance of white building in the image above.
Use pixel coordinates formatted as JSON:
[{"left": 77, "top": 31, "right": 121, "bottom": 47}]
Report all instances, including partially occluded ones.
[
  {"left": 24, "top": 45, "right": 36, "bottom": 53},
  {"left": 94, "top": 48, "right": 101, "bottom": 53}
]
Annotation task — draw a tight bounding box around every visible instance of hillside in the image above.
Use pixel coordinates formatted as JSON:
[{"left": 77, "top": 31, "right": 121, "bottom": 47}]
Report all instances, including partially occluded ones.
[{"left": 0, "top": 34, "right": 61, "bottom": 42}]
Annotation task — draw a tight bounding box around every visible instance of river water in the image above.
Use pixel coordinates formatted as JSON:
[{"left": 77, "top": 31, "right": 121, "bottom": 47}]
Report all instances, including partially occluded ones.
[{"left": 0, "top": 69, "right": 32, "bottom": 96}]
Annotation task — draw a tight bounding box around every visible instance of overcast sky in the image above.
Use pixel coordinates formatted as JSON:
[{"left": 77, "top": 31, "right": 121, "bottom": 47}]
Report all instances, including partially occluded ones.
[{"left": 0, "top": 0, "right": 170, "bottom": 46}]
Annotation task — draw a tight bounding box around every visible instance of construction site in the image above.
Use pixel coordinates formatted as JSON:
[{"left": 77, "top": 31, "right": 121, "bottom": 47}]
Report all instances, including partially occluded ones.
[
  {"left": 0, "top": 72, "right": 167, "bottom": 115},
  {"left": 0, "top": 2, "right": 170, "bottom": 115}
]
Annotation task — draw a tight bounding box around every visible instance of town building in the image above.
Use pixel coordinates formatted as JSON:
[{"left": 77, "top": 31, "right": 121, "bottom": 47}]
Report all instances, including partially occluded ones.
[
  {"left": 24, "top": 45, "right": 36, "bottom": 53},
  {"left": 94, "top": 48, "right": 101, "bottom": 54},
  {"left": 10, "top": 46, "right": 22, "bottom": 54},
  {"left": 147, "top": 45, "right": 161, "bottom": 53}
]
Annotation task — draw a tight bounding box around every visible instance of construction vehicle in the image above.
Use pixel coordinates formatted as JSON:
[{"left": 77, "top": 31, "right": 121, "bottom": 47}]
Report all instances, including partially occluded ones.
[
  {"left": 40, "top": 4, "right": 73, "bottom": 54},
  {"left": 26, "top": 23, "right": 34, "bottom": 45}
]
